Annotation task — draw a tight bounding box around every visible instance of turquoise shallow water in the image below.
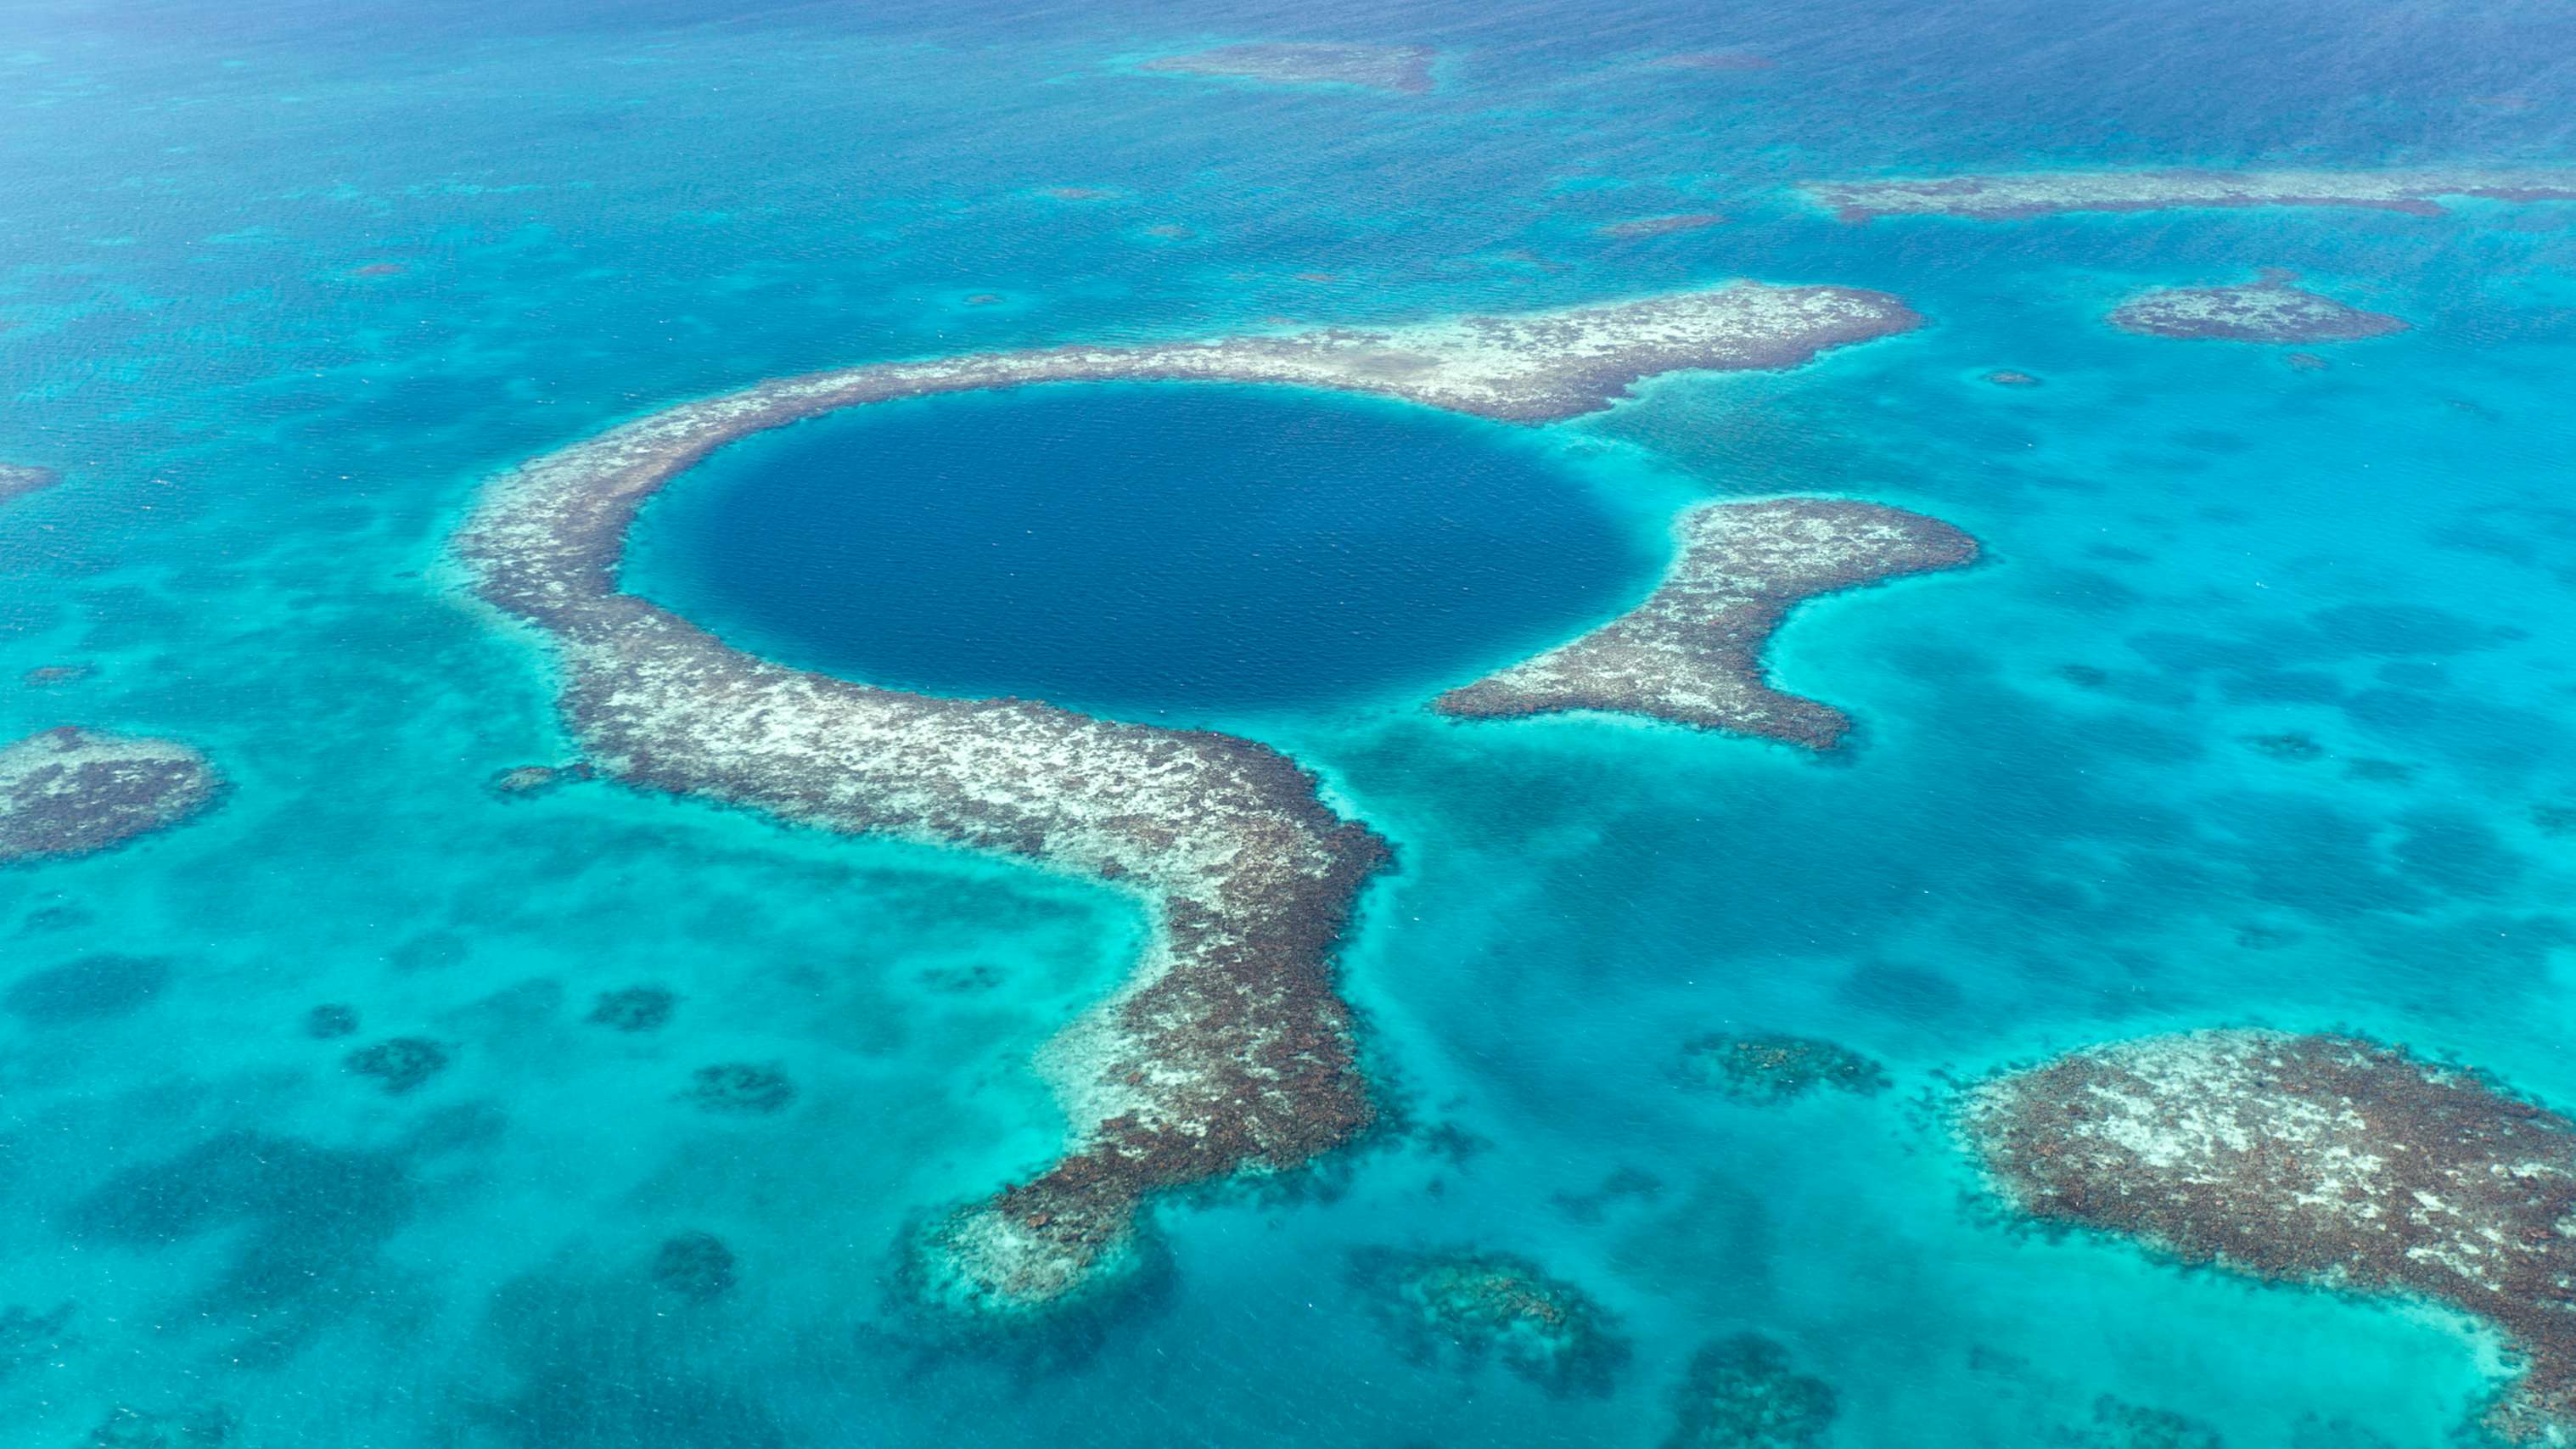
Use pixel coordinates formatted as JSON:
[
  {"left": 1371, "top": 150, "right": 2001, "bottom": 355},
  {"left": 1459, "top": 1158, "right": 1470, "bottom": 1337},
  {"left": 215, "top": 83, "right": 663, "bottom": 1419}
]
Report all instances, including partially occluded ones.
[{"left": 5, "top": 0, "right": 2576, "bottom": 1445}]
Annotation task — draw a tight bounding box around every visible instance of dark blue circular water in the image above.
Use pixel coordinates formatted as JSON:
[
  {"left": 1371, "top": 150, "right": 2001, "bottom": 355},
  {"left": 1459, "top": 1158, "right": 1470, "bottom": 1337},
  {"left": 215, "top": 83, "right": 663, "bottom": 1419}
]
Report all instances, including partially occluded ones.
[{"left": 626, "top": 383, "right": 1656, "bottom": 717}]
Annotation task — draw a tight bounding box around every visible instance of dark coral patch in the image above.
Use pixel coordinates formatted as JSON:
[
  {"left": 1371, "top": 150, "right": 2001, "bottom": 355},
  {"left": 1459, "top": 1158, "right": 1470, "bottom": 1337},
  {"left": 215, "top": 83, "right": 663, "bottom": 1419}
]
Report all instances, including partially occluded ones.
[
  {"left": 651, "top": 1231, "right": 738, "bottom": 1303},
  {"left": 587, "top": 986, "right": 676, "bottom": 1032},
  {"left": 1662, "top": 1334, "right": 1837, "bottom": 1449},
  {"left": 304, "top": 1003, "right": 361, "bottom": 1039},
  {"left": 1348, "top": 1247, "right": 1630, "bottom": 1396},
  {"left": 689, "top": 1063, "right": 795, "bottom": 1115},
  {"left": 345, "top": 1036, "right": 451, "bottom": 1094},
  {"left": 1677, "top": 1032, "right": 1889, "bottom": 1104},
  {"left": 485, "top": 762, "right": 592, "bottom": 798}
]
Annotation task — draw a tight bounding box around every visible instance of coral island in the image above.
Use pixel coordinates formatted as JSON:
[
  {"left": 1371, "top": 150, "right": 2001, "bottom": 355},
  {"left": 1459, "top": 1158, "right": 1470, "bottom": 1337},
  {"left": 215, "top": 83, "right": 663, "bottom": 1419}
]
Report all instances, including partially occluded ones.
[
  {"left": 1678, "top": 1031, "right": 1890, "bottom": 1104},
  {"left": 1805, "top": 166, "right": 2576, "bottom": 222},
  {"left": 0, "top": 727, "right": 219, "bottom": 865},
  {"left": 2109, "top": 274, "right": 2408, "bottom": 343},
  {"left": 1662, "top": 1334, "right": 1838, "bottom": 1449},
  {"left": 1963, "top": 1030, "right": 2576, "bottom": 1442},
  {"left": 1348, "top": 1246, "right": 1630, "bottom": 1395},
  {"left": 1434, "top": 497, "right": 1977, "bottom": 746},
  {"left": 452, "top": 284, "right": 1923, "bottom": 1315},
  {"left": 1140, "top": 42, "right": 1437, "bottom": 95}
]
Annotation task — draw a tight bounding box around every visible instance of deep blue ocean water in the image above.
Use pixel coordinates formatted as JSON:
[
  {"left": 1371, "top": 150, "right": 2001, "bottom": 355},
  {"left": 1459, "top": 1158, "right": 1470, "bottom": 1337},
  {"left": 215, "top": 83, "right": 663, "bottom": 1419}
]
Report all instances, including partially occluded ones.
[
  {"left": 4, "top": 1, "right": 2576, "bottom": 1445},
  {"left": 623, "top": 385, "right": 1665, "bottom": 720}
]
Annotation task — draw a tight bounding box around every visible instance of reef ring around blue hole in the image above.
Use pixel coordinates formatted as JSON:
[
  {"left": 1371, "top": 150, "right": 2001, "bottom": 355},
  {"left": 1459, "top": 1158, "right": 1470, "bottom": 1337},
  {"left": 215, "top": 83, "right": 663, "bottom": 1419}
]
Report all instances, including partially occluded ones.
[{"left": 623, "top": 381, "right": 1663, "bottom": 719}]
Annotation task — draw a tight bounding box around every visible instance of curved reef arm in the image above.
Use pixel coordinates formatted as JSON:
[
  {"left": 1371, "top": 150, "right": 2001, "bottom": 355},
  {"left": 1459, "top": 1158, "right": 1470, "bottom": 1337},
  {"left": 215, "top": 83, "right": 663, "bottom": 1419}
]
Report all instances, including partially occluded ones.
[
  {"left": 1965, "top": 1031, "right": 2576, "bottom": 1444},
  {"left": 1434, "top": 497, "right": 1976, "bottom": 748},
  {"left": 1802, "top": 166, "right": 2576, "bottom": 222},
  {"left": 452, "top": 284, "right": 1920, "bottom": 1313}
]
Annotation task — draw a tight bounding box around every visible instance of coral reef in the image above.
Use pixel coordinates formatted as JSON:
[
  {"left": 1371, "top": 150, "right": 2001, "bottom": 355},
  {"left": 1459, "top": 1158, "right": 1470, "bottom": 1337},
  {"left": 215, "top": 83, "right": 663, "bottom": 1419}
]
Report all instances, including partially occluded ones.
[
  {"left": 1805, "top": 166, "right": 2576, "bottom": 222},
  {"left": 650, "top": 1231, "right": 738, "bottom": 1303},
  {"left": 1598, "top": 213, "right": 1729, "bottom": 239},
  {"left": 0, "top": 463, "right": 58, "bottom": 506},
  {"left": 2242, "top": 731, "right": 2327, "bottom": 761},
  {"left": 1963, "top": 1030, "right": 2576, "bottom": 1442},
  {"left": 23, "top": 663, "right": 93, "bottom": 687},
  {"left": 2110, "top": 275, "right": 2407, "bottom": 343},
  {"left": 304, "top": 1003, "right": 361, "bottom": 1039},
  {"left": 1140, "top": 42, "right": 1437, "bottom": 95},
  {"left": 689, "top": 1063, "right": 795, "bottom": 1115},
  {"left": 2059, "top": 1396, "right": 2225, "bottom": 1449},
  {"left": 1435, "top": 497, "right": 1977, "bottom": 746},
  {"left": 452, "top": 284, "right": 1921, "bottom": 1313},
  {"left": 485, "top": 762, "right": 592, "bottom": 797},
  {"left": 1678, "top": 1032, "right": 1890, "bottom": 1104},
  {"left": 587, "top": 985, "right": 676, "bottom": 1031},
  {"left": 1655, "top": 52, "right": 1776, "bottom": 71},
  {"left": 1348, "top": 1247, "right": 1630, "bottom": 1396},
  {"left": 1, "top": 727, "right": 219, "bottom": 864},
  {"left": 1662, "top": 1334, "right": 1838, "bottom": 1449},
  {"left": 345, "top": 1036, "right": 450, "bottom": 1094},
  {"left": 1986, "top": 370, "right": 2042, "bottom": 386}
]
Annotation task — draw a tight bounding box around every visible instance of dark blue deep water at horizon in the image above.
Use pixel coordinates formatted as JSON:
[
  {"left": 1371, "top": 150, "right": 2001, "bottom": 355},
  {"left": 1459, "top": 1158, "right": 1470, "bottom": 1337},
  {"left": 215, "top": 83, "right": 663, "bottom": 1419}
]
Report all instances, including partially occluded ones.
[{"left": 7, "top": 0, "right": 2576, "bottom": 1445}]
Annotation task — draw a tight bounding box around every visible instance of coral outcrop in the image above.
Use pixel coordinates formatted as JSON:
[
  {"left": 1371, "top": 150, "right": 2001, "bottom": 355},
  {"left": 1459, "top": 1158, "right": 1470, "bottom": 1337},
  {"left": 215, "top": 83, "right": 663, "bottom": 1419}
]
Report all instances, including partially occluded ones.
[
  {"left": 1435, "top": 497, "right": 1976, "bottom": 746},
  {"left": 1964, "top": 1030, "right": 2576, "bottom": 1442},
  {"left": 0, "top": 727, "right": 219, "bottom": 865}
]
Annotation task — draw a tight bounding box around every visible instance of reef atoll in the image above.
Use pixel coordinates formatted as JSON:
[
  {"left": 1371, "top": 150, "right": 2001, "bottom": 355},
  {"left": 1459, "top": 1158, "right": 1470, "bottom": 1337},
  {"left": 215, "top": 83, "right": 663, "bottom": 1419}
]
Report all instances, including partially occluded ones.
[
  {"left": 453, "top": 284, "right": 1924, "bottom": 1316},
  {"left": 1804, "top": 166, "right": 2576, "bottom": 222},
  {"left": 1963, "top": 1030, "right": 2576, "bottom": 1442},
  {"left": 1677, "top": 1031, "right": 1890, "bottom": 1104},
  {"left": 1662, "top": 1334, "right": 1838, "bottom": 1449},
  {"left": 1349, "top": 1246, "right": 1630, "bottom": 1396},
  {"left": 1140, "top": 42, "right": 1437, "bottom": 95},
  {"left": 1435, "top": 497, "right": 1977, "bottom": 746},
  {"left": 0, "top": 727, "right": 219, "bottom": 865},
  {"left": 2109, "top": 274, "right": 2408, "bottom": 344}
]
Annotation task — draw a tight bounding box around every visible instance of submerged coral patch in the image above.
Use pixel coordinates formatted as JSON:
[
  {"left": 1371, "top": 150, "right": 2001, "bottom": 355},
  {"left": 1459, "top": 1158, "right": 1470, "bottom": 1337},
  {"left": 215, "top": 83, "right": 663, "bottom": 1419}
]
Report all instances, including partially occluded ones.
[
  {"left": 689, "top": 1063, "right": 795, "bottom": 1115},
  {"left": 0, "top": 727, "right": 219, "bottom": 865},
  {"left": 1435, "top": 497, "right": 1978, "bottom": 747},
  {"left": 1964, "top": 1030, "right": 2576, "bottom": 1442},
  {"left": 345, "top": 1036, "right": 451, "bottom": 1094},
  {"left": 1348, "top": 1247, "right": 1630, "bottom": 1396},
  {"left": 650, "top": 1231, "right": 738, "bottom": 1303},
  {"left": 0, "top": 463, "right": 58, "bottom": 506},
  {"left": 1676, "top": 1032, "right": 1889, "bottom": 1104},
  {"left": 1140, "top": 42, "right": 1436, "bottom": 94},
  {"left": 1804, "top": 166, "right": 2576, "bottom": 222},
  {"left": 1662, "top": 1334, "right": 1838, "bottom": 1449},
  {"left": 2110, "top": 275, "right": 2408, "bottom": 343},
  {"left": 588, "top": 986, "right": 676, "bottom": 1032}
]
